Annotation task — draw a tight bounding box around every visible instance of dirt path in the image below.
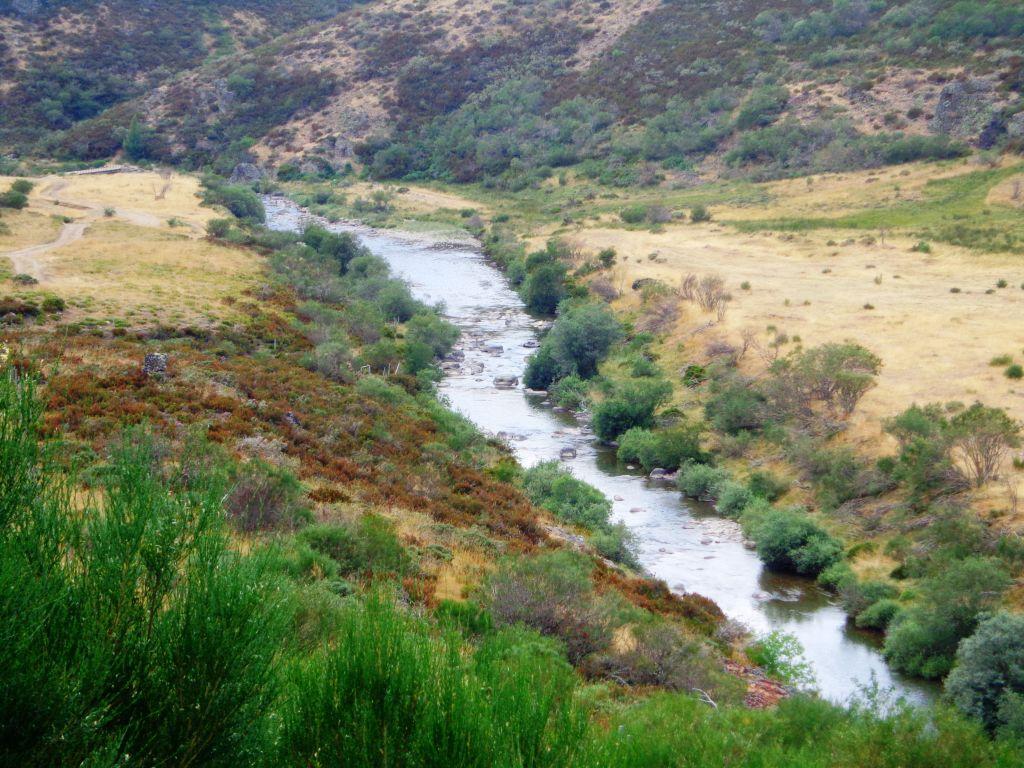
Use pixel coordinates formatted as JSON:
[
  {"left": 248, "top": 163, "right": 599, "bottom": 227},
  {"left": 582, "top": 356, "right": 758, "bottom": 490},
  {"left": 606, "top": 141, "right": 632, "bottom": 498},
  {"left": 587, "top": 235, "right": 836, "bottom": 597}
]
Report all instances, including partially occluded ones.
[
  {"left": 3, "top": 215, "right": 96, "bottom": 280},
  {"left": 1, "top": 175, "right": 188, "bottom": 281}
]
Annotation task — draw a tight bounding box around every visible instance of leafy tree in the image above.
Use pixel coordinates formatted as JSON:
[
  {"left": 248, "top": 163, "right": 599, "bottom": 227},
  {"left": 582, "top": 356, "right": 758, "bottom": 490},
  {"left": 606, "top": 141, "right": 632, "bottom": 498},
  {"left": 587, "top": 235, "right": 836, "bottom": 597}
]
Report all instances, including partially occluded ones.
[
  {"left": 543, "top": 302, "right": 623, "bottom": 379},
  {"left": 947, "top": 402, "right": 1021, "bottom": 487},
  {"left": 946, "top": 612, "right": 1024, "bottom": 738},
  {"left": 592, "top": 379, "right": 673, "bottom": 442},
  {"left": 121, "top": 115, "right": 152, "bottom": 161},
  {"left": 523, "top": 262, "right": 567, "bottom": 316}
]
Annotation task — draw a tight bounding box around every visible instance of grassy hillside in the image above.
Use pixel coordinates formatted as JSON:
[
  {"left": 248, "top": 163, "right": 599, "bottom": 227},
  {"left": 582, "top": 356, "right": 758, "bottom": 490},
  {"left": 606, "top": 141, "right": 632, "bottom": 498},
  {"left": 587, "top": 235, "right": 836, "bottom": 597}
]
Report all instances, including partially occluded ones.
[{"left": 2, "top": 164, "right": 1023, "bottom": 768}]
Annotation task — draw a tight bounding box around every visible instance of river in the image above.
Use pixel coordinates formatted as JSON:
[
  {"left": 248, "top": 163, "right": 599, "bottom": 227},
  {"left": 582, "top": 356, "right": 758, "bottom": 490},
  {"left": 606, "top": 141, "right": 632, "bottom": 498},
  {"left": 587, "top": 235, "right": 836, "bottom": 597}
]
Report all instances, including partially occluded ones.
[{"left": 264, "top": 196, "right": 938, "bottom": 707}]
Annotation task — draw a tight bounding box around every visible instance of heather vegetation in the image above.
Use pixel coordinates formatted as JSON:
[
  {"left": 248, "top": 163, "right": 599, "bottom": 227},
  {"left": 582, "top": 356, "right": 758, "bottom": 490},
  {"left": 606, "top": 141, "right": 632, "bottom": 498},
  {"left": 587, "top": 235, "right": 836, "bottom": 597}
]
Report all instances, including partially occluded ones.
[
  {"left": 6, "top": 0, "right": 1024, "bottom": 760},
  {"left": 5, "top": 368, "right": 1024, "bottom": 764}
]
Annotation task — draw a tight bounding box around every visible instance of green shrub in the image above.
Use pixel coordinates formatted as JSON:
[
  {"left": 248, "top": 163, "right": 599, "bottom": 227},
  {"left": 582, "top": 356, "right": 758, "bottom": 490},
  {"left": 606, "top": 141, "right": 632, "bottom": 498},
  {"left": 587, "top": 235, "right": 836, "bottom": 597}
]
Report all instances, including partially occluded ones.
[
  {"left": 592, "top": 379, "right": 673, "bottom": 442},
  {"left": 616, "top": 424, "right": 707, "bottom": 471},
  {"left": 749, "top": 508, "right": 843, "bottom": 576},
  {"left": 522, "top": 262, "right": 567, "bottom": 316},
  {"left": 746, "top": 470, "right": 789, "bottom": 501},
  {"left": 280, "top": 595, "right": 586, "bottom": 768},
  {"left": 855, "top": 598, "right": 901, "bottom": 630},
  {"left": 946, "top": 612, "right": 1024, "bottom": 738},
  {"left": 690, "top": 204, "right": 712, "bottom": 223},
  {"left": 550, "top": 374, "right": 589, "bottom": 409},
  {"left": 300, "top": 515, "right": 414, "bottom": 578},
  {"left": 224, "top": 460, "right": 309, "bottom": 532},
  {"left": 524, "top": 345, "right": 560, "bottom": 390},
  {"left": 1006, "top": 364, "right": 1023, "bottom": 380},
  {"left": 591, "top": 522, "right": 640, "bottom": 569},
  {"left": 485, "top": 551, "right": 612, "bottom": 664},
  {"left": 677, "top": 463, "right": 730, "bottom": 499},
  {"left": 620, "top": 205, "right": 648, "bottom": 224},
  {"left": 747, "top": 631, "right": 813, "bottom": 687},
  {"left": 704, "top": 378, "right": 765, "bottom": 434},
  {"left": 0, "top": 190, "right": 28, "bottom": 209},
  {"left": 885, "top": 557, "right": 1010, "bottom": 679},
  {"left": 716, "top": 481, "right": 754, "bottom": 518},
  {"left": 40, "top": 296, "right": 65, "bottom": 313},
  {"left": 9, "top": 179, "right": 33, "bottom": 195},
  {"left": 202, "top": 181, "right": 265, "bottom": 223},
  {"left": 522, "top": 461, "right": 611, "bottom": 530},
  {"left": 543, "top": 302, "right": 623, "bottom": 379}
]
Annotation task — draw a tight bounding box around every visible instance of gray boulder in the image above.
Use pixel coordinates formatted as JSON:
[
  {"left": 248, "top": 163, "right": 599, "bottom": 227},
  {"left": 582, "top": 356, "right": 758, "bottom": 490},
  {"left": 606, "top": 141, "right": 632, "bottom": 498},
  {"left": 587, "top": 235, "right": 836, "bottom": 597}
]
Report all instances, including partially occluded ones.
[
  {"left": 230, "top": 163, "right": 264, "bottom": 184},
  {"left": 142, "top": 353, "right": 168, "bottom": 377},
  {"left": 932, "top": 78, "right": 997, "bottom": 140}
]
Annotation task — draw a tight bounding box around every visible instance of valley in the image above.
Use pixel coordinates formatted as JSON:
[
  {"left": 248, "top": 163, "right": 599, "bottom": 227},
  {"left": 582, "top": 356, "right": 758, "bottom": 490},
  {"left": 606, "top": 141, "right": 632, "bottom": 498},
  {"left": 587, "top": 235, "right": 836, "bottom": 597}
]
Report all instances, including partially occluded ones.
[{"left": 3, "top": 1, "right": 1024, "bottom": 765}]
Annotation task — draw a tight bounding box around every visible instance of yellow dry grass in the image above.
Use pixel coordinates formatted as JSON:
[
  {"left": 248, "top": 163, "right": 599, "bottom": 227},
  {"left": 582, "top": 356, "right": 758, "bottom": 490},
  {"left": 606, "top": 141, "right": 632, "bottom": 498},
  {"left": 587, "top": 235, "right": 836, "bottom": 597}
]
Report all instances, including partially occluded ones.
[
  {"left": 1, "top": 169, "right": 259, "bottom": 325},
  {"left": 0, "top": 208, "right": 62, "bottom": 251},
  {"left": 44, "top": 220, "right": 258, "bottom": 324},
  {"left": 578, "top": 223, "right": 1024, "bottom": 446},
  {"left": 18, "top": 170, "right": 217, "bottom": 230}
]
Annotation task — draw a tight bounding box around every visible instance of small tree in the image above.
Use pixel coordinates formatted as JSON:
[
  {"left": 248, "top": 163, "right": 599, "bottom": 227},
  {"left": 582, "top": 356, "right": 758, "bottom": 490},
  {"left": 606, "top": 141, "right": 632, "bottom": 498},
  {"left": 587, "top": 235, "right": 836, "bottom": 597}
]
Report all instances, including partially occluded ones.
[
  {"left": 947, "top": 403, "right": 1021, "bottom": 487},
  {"left": 946, "top": 612, "right": 1024, "bottom": 738},
  {"left": 544, "top": 302, "right": 623, "bottom": 379}
]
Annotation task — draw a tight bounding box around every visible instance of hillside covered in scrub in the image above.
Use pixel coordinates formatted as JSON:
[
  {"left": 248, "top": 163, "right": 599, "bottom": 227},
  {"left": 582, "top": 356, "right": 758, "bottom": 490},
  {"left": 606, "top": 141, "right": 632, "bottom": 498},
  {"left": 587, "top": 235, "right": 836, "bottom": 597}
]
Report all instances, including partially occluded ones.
[
  {"left": 2, "top": 0, "right": 1024, "bottom": 180},
  {"left": 4, "top": 0, "right": 1024, "bottom": 765}
]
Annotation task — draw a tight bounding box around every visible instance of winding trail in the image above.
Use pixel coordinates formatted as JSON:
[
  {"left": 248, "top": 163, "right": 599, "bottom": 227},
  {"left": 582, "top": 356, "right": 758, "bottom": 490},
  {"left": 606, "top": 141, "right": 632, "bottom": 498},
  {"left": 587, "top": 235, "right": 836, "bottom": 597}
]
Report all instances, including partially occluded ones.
[{"left": 1, "top": 175, "right": 191, "bottom": 281}]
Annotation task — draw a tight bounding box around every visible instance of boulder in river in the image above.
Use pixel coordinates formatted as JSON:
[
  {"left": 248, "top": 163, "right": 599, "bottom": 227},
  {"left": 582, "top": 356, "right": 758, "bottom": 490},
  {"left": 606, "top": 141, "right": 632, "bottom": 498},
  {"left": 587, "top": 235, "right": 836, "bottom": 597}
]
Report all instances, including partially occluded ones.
[
  {"left": 649, "top": 468, "right": 668, "bottom": 479},
  {"left": 559, "top": 446, "right": 577, "bottom": 460},
  {"left": 493, "top": 375, "right": 519, "bottom": 389},
  {"left": 523, "top": 339, "right": 540, "bottom": 348},
  {"left": 483, "top": 343, "right": 504, "bottom": 355}
]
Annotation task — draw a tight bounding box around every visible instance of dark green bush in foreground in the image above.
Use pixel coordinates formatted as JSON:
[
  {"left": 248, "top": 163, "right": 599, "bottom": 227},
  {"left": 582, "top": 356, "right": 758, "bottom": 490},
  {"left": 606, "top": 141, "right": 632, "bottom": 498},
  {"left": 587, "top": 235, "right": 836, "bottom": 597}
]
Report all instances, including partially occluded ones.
[{"left": 3, "top": 371, "right": 1024, "bottom": 765}]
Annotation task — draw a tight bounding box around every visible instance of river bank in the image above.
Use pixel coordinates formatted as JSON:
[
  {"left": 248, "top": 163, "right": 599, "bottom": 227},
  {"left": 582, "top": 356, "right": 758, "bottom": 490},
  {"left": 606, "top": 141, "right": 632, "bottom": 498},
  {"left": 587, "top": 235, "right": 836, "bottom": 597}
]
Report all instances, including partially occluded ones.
[{"left": 263, "top": 195, "right": 938, "bottom": 706}]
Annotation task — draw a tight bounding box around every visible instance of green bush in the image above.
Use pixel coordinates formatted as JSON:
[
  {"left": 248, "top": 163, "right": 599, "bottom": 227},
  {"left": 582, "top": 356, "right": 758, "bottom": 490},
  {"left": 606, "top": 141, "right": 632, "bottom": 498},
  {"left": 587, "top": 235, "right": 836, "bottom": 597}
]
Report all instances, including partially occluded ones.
[
  {"left": 677, "top": 463, "right": 730, "bottom": 499},
  {"left": 592, "top": 379, "right": 673, "bottom": 442},
  {"left": 524, "top": 345, "right": 561, "bottom": 390},
  {"left": 10, "top": 179, "right": 33, "bottom": 195},
  {"left": 224, "top": 460, "right": 309, "bottom": 532},
  {"left": 543, "top": 302, "right": 623, "bottom": 379},
  {"left": 616, "top": 424, "right": 706, "bottom": 471},
  {"left": 704, "top": 378, "right": 765, "bottom": 434},
  {"left": 202, "top": 181, "right": 265, "bottom": 223},
  {"left": 885, "top": 557, "right": 1010, "bottom": 679},
  {"left": 550, "top": 374, "right": 590, "bottom": 409},
  {"left": 746, "top": 470, "right": 789, "bottom": 501},
  {"left": 523, "top": 262, "right": 568, "bottom": 316},
  {"left": 522, "top": 461, "right": 611, "bottom": 531},
  {"left": 0, "top": 190, "right": 28, "bottom": 209},
  {"left": 946, "top": 612, "right": 1024, "bottom": 738},
  {"left": 300, "top": 515, "right": 414, "bottom": 579},
  {"left": 620, "top": 205, "right": 648, "bottom": 224},
  {"left": 855, "top": 598, "right": 901, "bottom": 630},
  {"left": 690, "top": 204, "right": 712, "bottom": 223},
  {"left": 280, "top": 595, "right": 586, "bottom": 768},
  {"left": 1006, "top": 364, "right": 1023, "bottom": 380},
  {"left": 749, "top": 508, "right": 843, "bottom": 576},
  {"left": 716, "top": 481, "right": 754, "bottom": 518}
]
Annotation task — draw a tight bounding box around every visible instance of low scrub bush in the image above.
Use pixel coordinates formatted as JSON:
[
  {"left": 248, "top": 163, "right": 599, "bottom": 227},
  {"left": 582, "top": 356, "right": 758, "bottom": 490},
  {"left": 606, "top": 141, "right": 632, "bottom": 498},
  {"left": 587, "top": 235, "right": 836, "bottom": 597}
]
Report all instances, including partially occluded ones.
[
  {"left": 677, "top": 463, "right": 730, "bottom": 499},
  {"left": 747, "top": 507, "right": 843, "bottom": 577},
  {"left": 485, "top": 551, "right": 613, "bottom": 664},
  {"left": 225, "top": 460, "right": 309, "bottom": 532},
  {"left": 592, "top": 379, "right": 673, "bottom": 442},
  {"left": 616, "top": 424, "right": 707, "bottom": 471}
]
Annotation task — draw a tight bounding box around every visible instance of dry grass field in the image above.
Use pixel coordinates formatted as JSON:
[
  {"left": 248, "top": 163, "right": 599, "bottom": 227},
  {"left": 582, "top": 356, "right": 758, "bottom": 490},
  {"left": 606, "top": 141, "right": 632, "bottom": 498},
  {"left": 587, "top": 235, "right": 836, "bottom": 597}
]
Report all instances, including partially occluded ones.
[{"left": 0, "top": 170, "right": 259, "bottom": 325}]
